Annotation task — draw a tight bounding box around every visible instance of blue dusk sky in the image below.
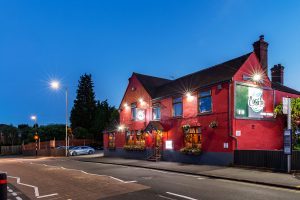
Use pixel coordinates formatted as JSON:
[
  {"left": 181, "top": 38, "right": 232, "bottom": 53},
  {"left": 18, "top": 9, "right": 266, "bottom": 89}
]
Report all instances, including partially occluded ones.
[{"left": 1, "top": 0, "right": 300, "bottom": 126}]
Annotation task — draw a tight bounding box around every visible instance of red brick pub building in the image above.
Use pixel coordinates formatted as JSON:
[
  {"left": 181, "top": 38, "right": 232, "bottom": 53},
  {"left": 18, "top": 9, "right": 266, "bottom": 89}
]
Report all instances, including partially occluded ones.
[{"left": 104, "top": 36, "right": 300, "bottom": 165}]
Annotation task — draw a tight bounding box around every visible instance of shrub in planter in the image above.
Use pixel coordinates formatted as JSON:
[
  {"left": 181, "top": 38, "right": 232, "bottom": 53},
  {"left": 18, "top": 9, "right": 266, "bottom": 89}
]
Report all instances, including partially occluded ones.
[
  {"left": 180, "top": 147, "right": 201, "bottom": 155},
  {"left": 123, "top": 144, "right": 145, "bottom": 151}
]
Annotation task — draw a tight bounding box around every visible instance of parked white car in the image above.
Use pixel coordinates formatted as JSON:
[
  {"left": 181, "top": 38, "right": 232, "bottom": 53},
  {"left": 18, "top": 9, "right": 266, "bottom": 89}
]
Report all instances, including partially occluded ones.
[{"left": 69, "top": 146, "right": 95, "bottom": 156}]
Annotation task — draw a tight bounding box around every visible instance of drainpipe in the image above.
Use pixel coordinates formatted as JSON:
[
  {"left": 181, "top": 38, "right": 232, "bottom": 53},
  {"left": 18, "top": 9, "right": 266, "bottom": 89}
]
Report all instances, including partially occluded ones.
[{"left": 228, "top": 80, "right": 238, "bottom": 149}]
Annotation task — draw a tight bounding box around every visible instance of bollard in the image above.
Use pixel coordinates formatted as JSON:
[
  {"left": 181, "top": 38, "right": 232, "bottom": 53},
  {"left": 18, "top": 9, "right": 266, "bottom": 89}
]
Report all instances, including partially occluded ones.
[{"left": 0, "top": 172, "right": 7, "bottom": 200}]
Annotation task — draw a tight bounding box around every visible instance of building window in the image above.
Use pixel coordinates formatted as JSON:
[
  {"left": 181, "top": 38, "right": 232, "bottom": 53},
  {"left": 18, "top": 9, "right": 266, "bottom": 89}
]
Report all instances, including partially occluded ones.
[
  {"left": 184, "top": 127, "right": 202, "bottom": 149},
  {"left": 108, "top": 133, "right": 116, "bottom": 149},
  {"left": 131, "top": 103, "right": 137, "bottom": 120},
  {"left": 152, "top": 103, "right": 161, "bottom": 120},
  {"left": 125, "top": 130, "right": 134, "bottom": 145},
  {"left": 199, "top": 90, "right": 212, "bottom": 113},
  {"left": 173, "top": 97, "right": 183, "bottom": 117}
]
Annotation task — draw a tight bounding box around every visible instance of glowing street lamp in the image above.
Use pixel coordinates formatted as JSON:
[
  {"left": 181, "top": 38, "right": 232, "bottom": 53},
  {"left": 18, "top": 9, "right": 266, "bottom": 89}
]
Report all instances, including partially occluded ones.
[{"left": 50, "top": 80, "right": 69, "bottom": 157}]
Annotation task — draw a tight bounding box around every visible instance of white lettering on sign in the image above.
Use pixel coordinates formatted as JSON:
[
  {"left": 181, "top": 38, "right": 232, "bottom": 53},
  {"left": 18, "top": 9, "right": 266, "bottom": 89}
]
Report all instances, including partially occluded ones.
[
  {"left": 236, "top": 130, "right": 241, "bottom": 137},
  {"left": 248, "top": 87, "right": 265, "bottom": 113}
]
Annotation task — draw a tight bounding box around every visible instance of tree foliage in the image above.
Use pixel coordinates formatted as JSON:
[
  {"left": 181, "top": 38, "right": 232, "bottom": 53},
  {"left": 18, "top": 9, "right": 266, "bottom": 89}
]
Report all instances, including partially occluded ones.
[
  {"left": 70, "top": 74, "right": 119, "bottom": 142},
  {"left": 70, "top": 73, "right": 97, "bottom": 133},
  {"left": 274, "top": 98, "right": 300, "bottom": 149}
]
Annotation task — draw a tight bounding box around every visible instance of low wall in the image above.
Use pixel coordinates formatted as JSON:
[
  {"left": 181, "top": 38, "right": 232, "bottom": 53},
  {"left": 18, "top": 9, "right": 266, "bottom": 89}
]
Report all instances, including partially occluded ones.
[
  {"left": 104, "top": 148, "right": 233, "bottom": 166},
  {"left": 22, "top": 149, "right": 65, "bottom": 157}
]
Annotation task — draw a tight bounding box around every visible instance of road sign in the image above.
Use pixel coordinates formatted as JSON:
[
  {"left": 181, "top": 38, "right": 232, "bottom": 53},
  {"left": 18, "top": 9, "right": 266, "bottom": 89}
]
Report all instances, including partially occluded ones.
[
  {"left": 282, "top": 97, "right": 289, "bottom": 114},
  {"left": 284, "top": 129, "right": 292, "bottom": 155}
]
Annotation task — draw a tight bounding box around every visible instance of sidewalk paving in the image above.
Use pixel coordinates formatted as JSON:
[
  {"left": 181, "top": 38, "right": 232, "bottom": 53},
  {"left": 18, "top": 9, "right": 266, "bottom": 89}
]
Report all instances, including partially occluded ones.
[{"left": 77, "top": 156, "right": 300, "bottom": 190}]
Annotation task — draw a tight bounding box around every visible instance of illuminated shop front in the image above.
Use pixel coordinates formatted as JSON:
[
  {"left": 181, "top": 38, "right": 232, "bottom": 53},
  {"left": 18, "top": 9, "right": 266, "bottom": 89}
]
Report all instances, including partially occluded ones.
[{"left": 103, "top": 36, "right": 300, "bottom": 165}]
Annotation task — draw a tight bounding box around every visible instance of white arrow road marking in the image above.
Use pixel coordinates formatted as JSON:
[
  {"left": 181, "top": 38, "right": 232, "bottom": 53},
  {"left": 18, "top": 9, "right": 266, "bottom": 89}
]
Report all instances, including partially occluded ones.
[
  {"left": 166, "top": 192, "right": 198, "bottom": 200},
  {"left": 8, "top": 176, "right": 58, "bottom": 198}
]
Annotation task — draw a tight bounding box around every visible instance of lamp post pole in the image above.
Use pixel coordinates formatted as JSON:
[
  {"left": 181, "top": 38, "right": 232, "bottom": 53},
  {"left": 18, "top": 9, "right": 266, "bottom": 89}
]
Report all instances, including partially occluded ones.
[{"left": 65, "top": 88, "right": 68, "bottom": 157}]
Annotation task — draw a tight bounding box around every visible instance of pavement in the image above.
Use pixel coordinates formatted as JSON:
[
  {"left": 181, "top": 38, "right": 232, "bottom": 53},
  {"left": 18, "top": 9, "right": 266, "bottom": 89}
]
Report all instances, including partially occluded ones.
[{"left": 77, "top": 156, "right": 300, "bottom": 191}]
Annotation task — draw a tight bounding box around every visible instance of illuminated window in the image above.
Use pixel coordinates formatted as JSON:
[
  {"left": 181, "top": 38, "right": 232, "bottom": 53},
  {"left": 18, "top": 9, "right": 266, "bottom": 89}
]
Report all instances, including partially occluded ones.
[
  {"left": 108, "top": 133, "right": 116, "bottom": 149},
  {"left": 173, "top": 97, "right": 183, "bottom": 117},
  {"left": 184, "top": 127, "right": 202, "bottom": 148},
  {"left": 131, "top": 103, "right": 137, "bottom": 120},
  {"left": 152, "top": 103, "right": 161, "bottom": 120},
  {"left": 199, "top": 90, "right": 212, "bottom": 113}
]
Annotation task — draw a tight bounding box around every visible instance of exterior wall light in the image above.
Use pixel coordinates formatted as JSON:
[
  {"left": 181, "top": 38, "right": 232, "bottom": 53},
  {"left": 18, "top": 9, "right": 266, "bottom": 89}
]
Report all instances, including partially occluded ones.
[
  {"left": 118, "top": 125, "right": 125, "bottom": 131},
  {"left": 252, "top": 73, "right": 262, "bottom": 82},
  {"left": 186, "top": 92, "right": 194, "bottom": 102},
  {"left": 139, "top": 98, "right": 145, "bottom": 106}
]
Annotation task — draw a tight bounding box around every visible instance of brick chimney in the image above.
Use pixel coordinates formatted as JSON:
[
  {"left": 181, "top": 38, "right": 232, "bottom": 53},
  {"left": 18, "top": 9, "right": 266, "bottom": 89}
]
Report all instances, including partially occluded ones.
[
  {"left": 253, "top": 35, "right": 269, "bottom": 76},
  {"left": 271, "top": 64, "right": 284, "bottom": 84}
]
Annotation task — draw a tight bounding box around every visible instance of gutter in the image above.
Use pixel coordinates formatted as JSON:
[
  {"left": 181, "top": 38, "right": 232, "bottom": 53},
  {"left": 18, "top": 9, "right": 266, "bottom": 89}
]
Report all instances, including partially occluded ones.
[{"left": 228, "top": 79, "right": 238, "bottom": 150}]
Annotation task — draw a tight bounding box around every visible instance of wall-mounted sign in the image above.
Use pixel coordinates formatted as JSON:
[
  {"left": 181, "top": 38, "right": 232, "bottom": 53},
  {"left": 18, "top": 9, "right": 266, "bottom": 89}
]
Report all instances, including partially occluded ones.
[
  {"left": 235, "top": 84, "right": 273, "bottom": 119},
  {"left": 136, "top": 109, "right": 146, "bottom": 121},
  {"left": 248, "top": 87, "right": 265, "bottom": 113}
]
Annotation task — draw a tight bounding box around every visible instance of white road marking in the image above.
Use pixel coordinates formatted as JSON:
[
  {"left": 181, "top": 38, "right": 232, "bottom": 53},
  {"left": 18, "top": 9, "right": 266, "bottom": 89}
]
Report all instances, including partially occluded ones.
[
  {"left": 29, "top": 162, "right": 137, "bottom": 184},
  {"left": 197, "top": 177, "right": 205, "bottom": 180},
  {"left": 16, "top": 197, "right": 23, "bottom": 200},
  {"left": 37, "top": 193, "right": 59, "bottom": 199},
  {"left": 7, "top": 176, "right": 58, "bottom": 198},
  {"left": 158, "top": 194, "right": 177, "bottom": 200},
  {"left": 8, "top": 189, "right": 13, "bottom": 192},
  {"left": 12, "top": 192, "right": 17, "bottom": 196},
  {"left": 166, "top": 192, "right": 198, "bottom": 200}
]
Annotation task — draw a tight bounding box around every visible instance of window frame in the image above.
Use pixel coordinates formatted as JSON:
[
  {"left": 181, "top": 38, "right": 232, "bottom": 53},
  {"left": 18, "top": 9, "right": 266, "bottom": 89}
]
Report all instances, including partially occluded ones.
[
  {"left": 152, "top": 103, "right": 161, "bottom": 120},
  {"left": 198, "top": 89, "right": 212, "bottom": 114},
  {"left": 131, "top": 102, "right": 137, "bottom": 120},
  {"left": 172, "top": 97, "right": 183, "bottom": 117}
]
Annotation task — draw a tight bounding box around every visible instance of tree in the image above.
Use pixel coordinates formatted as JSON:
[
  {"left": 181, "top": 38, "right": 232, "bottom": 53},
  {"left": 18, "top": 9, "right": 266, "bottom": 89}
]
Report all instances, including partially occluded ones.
[
  {"left": 70, "top": 73, "right": 97, "bottom": 138},
  {"left": 274, "top": 98, "right": 300, "bottom": 149},
  {"left": 91, "top": 100, "right": 120, "bottom": 143}
]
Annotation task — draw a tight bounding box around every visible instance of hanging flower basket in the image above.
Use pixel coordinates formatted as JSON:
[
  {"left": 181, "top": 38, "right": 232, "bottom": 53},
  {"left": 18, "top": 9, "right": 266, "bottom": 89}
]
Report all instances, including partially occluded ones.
[
  {"left": 182, "top": 124, "right": 191, "bottom": 134},
  {"left": 209, "top": 120, "right": 218, "bottom": 128}
]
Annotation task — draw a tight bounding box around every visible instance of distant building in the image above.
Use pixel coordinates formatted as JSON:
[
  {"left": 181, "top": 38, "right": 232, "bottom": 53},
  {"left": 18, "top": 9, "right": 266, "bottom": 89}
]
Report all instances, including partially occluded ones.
[{"left": 103, "top": 36, "right": 300, "bottom": 165}]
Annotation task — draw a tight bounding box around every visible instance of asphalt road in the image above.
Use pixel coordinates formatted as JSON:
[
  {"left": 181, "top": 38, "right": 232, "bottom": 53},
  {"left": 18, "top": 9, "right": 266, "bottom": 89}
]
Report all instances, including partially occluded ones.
[{"left": 0, "top": 155, "right": 300, "bottom": 200}]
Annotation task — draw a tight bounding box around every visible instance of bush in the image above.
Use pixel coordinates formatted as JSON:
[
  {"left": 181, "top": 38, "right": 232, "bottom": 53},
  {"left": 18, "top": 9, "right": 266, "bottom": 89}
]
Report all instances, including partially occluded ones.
[
  {"left": 180, "top": 147, "right": 201, "bottom": 155},
  {"left": 123, "top": 144, "right": 145, "bottom": 151}
]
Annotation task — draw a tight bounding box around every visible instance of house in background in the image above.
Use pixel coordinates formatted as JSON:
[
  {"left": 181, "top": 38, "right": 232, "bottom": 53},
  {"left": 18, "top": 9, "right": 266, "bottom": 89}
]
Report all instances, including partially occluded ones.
[{"left": 103, "top": 36, "right": 300, "bottom": 165}]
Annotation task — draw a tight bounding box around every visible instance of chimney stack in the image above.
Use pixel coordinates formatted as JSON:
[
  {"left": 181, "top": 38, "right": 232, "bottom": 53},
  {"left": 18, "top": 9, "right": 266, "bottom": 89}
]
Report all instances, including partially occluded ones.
[
  {"left": 271, "top": 64, "right": 284, "bottom": 85},
  {"left": 253, "top": 35, "right": 269, "bottom": 76}
]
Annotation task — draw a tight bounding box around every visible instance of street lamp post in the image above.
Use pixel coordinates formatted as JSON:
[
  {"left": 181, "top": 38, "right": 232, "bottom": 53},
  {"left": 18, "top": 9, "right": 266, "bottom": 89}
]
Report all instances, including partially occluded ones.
[
  {"left": 50, "top": 80, "right": 69, "bottom": 157},
  {"left": 30, "top": 115, "right": 39, "bottom": 157}
]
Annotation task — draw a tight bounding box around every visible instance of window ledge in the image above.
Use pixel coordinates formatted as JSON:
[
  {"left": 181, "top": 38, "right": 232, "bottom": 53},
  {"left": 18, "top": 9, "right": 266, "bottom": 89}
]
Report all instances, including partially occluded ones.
[{"left": 198, "top": 112, "right": 213, "bottom": 116}]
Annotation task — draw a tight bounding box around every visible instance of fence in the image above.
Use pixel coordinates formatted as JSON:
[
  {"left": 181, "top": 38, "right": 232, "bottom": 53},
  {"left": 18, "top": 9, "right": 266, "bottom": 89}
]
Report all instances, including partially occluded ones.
[
  {"left": 0, "top": 145, "right": 22, "bottom": 155},
  {"left": 22, "top": 139, "right": 93, "bottom": 150},
  {"left": 234, "top": 150, "right": 300, "bottom": 171}
]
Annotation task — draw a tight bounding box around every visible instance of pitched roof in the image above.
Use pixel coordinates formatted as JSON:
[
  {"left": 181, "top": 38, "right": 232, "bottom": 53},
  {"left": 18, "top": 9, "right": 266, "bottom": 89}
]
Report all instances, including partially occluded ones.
[
  {"left": 133, "top": 72, "right": 172, "bottom": 98},
  {"left": 271, "top": 82, "right": 300, "bottom": 95}
]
